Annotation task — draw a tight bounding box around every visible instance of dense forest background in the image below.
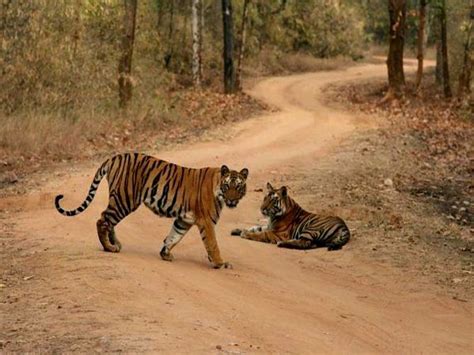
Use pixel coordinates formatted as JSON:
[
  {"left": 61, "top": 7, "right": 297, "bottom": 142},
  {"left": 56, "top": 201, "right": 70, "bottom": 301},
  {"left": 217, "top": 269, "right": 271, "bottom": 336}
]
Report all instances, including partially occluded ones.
[
  {"left": 2, "top": 0, "right": 472, "bottom": 110},
  {"left": 0, "top": 0, "right": 472, "bottom": 164}
]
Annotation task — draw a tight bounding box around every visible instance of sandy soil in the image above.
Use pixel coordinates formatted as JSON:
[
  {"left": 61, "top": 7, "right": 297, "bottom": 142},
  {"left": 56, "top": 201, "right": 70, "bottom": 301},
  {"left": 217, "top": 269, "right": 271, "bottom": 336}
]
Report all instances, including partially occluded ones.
[{"left": 1, "top": 61, "right": 472, "bottom": 353}]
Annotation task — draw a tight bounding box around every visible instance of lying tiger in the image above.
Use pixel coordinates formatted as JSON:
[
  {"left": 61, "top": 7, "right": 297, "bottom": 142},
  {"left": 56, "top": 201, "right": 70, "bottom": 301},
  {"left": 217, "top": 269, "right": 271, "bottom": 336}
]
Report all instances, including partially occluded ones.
[
  {"left": 231, "top": 183, "right": 350, "bottom": 250},
  {"left": 55, "top": 153, "right": 249, "bottom": 269}
]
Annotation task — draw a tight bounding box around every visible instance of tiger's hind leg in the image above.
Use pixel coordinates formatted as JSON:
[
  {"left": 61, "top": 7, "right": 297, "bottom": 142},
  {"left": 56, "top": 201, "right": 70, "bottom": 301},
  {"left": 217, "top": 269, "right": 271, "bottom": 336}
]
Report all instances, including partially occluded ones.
[
  {"left": 96, "top": 195, "right": 138, "bottom": 253},
  {"left": 109, "top": 228, "right": 122, "bottom": 251},
  {"left": 97, "top": 218, "right": 121, "bottom": 253},
  {"left": 326, "top": 226, "right": 350, "bottom": 251},
  {"left": 160, "top": 218, "right": 193, "bottom": 262},
  {"left": 277, "top": 238, "right": 314, "bottom": 250},
  {"left": 327, "top": 243, "right": 342, "bottom": 251}
]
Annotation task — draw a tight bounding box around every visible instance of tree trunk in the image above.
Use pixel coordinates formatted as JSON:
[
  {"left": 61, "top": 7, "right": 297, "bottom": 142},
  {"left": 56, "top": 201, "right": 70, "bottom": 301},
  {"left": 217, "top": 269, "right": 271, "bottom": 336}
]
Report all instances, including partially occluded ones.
[
  {"left": 164, "top": 0, "right": 175, "bottom": 69},
  {"left": 440, "top": 0, "right": 452, "bottom": 98},
  {"left": 435, "top": 37, "right": 443, "bottom": 84},
  {"left": 192, "top": 0, "right": 203, "bottom": 87},
  {"left": 415, "top": 0, "right": 426, "bottom": 90},
  {"left": 458, "top": 11, "right": 472, "bottom": 97},
  {"left": 222, "top": 0, "right": 236, "bottom": 94},
  {"left": 424, "top": 3, "right": 431, "bottom": 49},
  {"left": 236, "top": 0, "right": 249, "bottom": 90},
  {"left": 118, "top": 0, "right": 138, "bottom": 108},
  {"left": 71, "top": 1, "right": 82, "bottom": 58},
  {"left": 385, "top": 0, "right": 406, "bottom": 100}
]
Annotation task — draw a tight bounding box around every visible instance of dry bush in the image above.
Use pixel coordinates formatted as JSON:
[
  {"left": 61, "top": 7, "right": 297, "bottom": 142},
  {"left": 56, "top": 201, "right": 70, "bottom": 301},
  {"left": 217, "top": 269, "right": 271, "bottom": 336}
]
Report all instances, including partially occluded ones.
[
  {"left": 0, "top": 0, "right": 363, "bottom": 180},
  {"left": 279, "top": 53, "right": 354, "bottom": 73},
  {"left": 244, "top": 48, "right": 355, "bottom": 77},
  {"left": 0, "top": 88, "right": 266, "bottom": 180}
]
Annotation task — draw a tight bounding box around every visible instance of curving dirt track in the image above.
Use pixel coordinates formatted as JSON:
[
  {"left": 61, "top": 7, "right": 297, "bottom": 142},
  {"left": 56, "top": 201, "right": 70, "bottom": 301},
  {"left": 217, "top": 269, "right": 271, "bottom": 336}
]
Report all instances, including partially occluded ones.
[{"left": 1, "top": 62, "right": 473, "bottom": 353}]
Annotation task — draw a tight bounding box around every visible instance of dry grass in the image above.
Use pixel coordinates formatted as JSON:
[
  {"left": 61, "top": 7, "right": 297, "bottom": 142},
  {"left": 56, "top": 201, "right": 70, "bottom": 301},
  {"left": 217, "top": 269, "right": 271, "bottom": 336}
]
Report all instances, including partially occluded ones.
[
  {"left": 1, "top": 45, "right": 357, "bottom": 181},
  {"left": 0, "top": 89, "right": 266, "bottom": 184},
  {"left": 243, "top": 49, "right": 357, "bottom": 77}
]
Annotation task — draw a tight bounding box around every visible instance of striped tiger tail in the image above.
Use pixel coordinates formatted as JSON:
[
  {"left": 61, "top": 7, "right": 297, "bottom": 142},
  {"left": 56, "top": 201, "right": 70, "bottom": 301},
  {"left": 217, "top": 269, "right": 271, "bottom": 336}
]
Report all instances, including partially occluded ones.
[{"left": 55, "top": 160, "right": 109, "bottom": 217}]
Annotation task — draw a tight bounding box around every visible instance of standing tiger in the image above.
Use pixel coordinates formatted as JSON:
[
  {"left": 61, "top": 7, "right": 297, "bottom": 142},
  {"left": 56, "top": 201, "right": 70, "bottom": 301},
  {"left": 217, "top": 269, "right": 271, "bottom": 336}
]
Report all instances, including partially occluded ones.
[
  {"left": 231, "top": 183, "right": 350, "bottom": 250},
  {"left": 55, "top": 153, "right": 249, "bottom": 269}
]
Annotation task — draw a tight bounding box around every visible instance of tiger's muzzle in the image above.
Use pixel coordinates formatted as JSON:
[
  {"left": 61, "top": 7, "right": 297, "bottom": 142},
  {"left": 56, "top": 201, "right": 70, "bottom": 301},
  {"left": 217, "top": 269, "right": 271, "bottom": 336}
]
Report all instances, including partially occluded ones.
[{"left": 225, "top": 199, "right": 240, "bottom": 208}]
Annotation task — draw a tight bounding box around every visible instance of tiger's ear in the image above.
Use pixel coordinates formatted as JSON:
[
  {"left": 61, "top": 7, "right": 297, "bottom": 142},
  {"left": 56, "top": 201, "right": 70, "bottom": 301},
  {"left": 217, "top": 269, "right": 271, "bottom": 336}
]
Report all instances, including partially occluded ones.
[
  {"left": 240, "top": 168, "right": 249, "bottom": 179},
  {"left": 266, "top": 182, "right": 274, "bottom": 191},
  {"left": 221, "top": 165, "right": 230, "bottom": 176},
  {"left": 280, "top": 186, "right": 288, "bottom": 197}
]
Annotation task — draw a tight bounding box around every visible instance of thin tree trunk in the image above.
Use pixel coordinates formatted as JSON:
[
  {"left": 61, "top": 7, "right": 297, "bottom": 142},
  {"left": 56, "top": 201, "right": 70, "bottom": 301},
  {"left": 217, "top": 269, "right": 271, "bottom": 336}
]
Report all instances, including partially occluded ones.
[
  {"left": 458, "top": 9, "right": 473, "bottom": 97},
  {"left": 440, "top": 0, "right": 452, "bottom": 98},
  {"left": 434, "top": 7, "right": 443, "bottom": 85},
  {"left": 424, "top": 3, "right": 431, "bottom": 49},
  {"left": 435, "top": 32, "right": 443, "bottom": 84},
  {"left": 236, "top": 0, "right": 249, "bottom": 90},
  {"left": 222, "top": 0, "right": 236, "bottom": 94},
  {"left": 156, "top": 1, "right": 164, "bottom": 29},
  {"left": 199, "top": 1, "right": 204, "bottom": 81},
  {"left": 415, "top": 0, "right": 426, "bottom": 90},
  {"left": 71, "top": 1, "right": 82, "bottom": 58},
  {"left": 385, "top": 0, "right": 406, "bottom": 100},
  {"left": 118, "top": 0, "right": 138, "bottom": 108},
  {"left": 181, "top": 4, "right": 189, "bottom": 58},
  {"left": 164, "top": 0, "right": 175, "bottom": 69},
  {"left": 192, "top": 0, "right": 202, "bottom": 87}
]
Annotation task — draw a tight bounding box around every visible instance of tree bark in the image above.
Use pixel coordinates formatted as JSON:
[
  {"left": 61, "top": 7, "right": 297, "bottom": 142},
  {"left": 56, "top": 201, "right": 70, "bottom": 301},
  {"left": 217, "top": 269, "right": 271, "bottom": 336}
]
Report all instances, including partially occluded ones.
[
  {"left": 385, "top": 0, "right": 406, "bottom": 100},
  {"left": 222, "top": 0, "right": 236, "bottom": 94},
  {"left": 192, "top": 0, "right": 203, "bottom": 87},
  {"left": 458, "top": 9, "right": 473, "bottom": 97},
  {"left": 440, "top": 0, "right": 452, "bottom": 98},
  {"left": 434, "top": 10, "right": 443, "bottom": 85},
  {"left": 415, "top": 0, "right": 426, "bottom": 90},
  {"left": 118, "top": 0, "right": 138, "bottom": 108},
  {"left": 236, "top": 0, "right": 249, "bottom": 90},
  {"left": 164, "top": 0, "right": 175, "bottom": 69}
]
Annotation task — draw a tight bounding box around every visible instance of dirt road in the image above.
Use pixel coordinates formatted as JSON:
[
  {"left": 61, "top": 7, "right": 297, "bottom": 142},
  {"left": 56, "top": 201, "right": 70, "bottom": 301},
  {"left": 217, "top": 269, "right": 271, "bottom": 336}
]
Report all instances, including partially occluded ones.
[{"left": 1, "top": 62, "right": 472, "bottom": 353}]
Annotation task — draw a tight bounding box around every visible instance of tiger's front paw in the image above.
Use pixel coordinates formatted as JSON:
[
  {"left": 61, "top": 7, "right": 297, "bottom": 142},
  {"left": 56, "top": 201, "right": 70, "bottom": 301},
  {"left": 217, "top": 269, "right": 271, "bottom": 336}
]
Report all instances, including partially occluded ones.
[
  {"left": 160, "top": 246, "right": 174, "bottom": 262},
  {"left": 213, "top": 261, "right": 233, "bottom": 269},
  {"left": 230, "top": 228, "right": 243, "bottom": 236},
  {"left": 240, "top": 230, "right": 251, "bottom": 239}
]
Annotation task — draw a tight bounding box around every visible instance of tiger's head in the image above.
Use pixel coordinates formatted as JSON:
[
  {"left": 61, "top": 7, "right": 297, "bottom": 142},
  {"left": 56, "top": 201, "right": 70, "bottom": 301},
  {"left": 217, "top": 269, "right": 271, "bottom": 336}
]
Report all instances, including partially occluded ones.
[
  {"left": 261, "top": 182, "right": 289, "bottom": 218},
  {"left": 219, "top": 165, "right": 249, "bottom": 208}
]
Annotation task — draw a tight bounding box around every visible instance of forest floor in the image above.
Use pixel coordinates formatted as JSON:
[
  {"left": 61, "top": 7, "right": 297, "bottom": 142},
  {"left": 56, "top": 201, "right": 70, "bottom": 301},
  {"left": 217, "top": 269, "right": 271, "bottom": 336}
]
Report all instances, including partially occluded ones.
[{"left": 1, "top": 59, "right": 473, "bottom": 353}]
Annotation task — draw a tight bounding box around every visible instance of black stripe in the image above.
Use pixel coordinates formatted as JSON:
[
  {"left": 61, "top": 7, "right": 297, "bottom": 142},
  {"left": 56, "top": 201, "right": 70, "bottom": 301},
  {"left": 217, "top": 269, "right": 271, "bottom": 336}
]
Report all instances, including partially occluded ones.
[
  {"left": 111, "top": 194, "right": 127, "bottom": 220},
  {"left": 143, "top": 160, "right": 161, "bottom": 188},
  {"left": 158, "top": 182, "right": 170, "bottom": 210},
  {"left": 149, "top": 167, "right": 165, "bottom": 204},
  {"left": 122, "top": 154, "right": 132, "bottom": 212},
  {"left": 133, "top": 155, "right": 146, "bottom": 203}
]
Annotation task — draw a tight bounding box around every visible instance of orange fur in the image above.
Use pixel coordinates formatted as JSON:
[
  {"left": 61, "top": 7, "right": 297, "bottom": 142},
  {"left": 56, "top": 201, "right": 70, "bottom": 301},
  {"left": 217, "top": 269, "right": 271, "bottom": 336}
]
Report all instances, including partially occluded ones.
[{"left": 55, "top": 153, "right": 248, "bottom": 268}]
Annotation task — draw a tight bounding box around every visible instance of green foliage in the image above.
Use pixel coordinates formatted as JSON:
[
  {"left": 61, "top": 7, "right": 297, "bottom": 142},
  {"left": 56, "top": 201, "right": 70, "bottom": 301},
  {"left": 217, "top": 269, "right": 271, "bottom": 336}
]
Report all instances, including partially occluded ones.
[{"left": 241, "top": 0, "right": 366, "bottom": 59}]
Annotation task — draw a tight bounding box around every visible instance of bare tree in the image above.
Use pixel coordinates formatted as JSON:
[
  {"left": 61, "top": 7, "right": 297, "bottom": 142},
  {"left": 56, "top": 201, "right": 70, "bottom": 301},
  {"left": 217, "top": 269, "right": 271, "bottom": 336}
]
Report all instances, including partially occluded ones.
[
  {"left": 222, "top": 0, "right": 236, "bottom": 94},
  {"left": 164, "top": 0, "right": 175, "bottom": 69},
  {"left": 415, "top": 0, "right": 427, "bottom": 90},
  {"left": 458, "top": 3, "right": 473, "bottom": 97},
  {"left": 385, "top": 0, "right": 407, "bottom": 100},
  {"left": 236, "top": 0, "right": 249, "bottom": 90},
  {"left": 435, "top": 14, "right": 443, "bottom": 85},
  {"left": 439, "top": 0, "right": 452, "bottom": 98},
  {"left": 192, "top": 0, "right": 202, "bottom": 87},
  {"left": 118, "top": 0, "right": 138, "bottom": 108}
]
